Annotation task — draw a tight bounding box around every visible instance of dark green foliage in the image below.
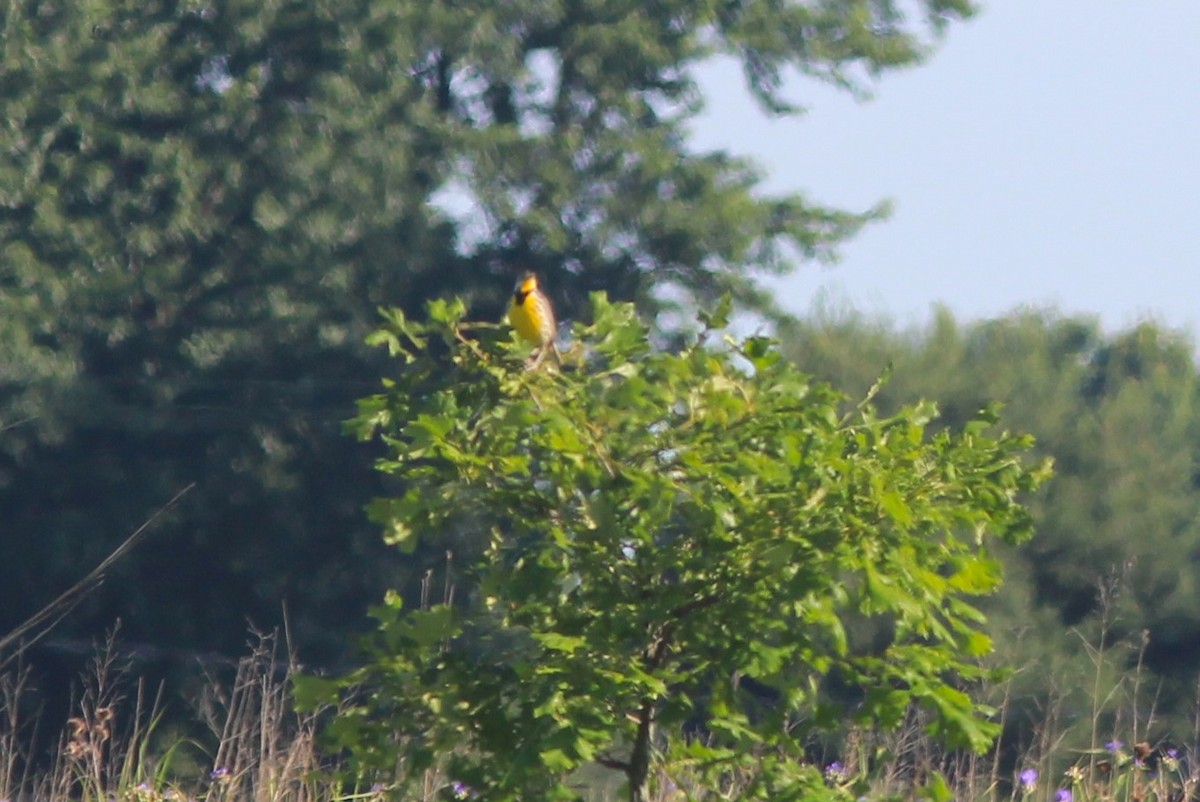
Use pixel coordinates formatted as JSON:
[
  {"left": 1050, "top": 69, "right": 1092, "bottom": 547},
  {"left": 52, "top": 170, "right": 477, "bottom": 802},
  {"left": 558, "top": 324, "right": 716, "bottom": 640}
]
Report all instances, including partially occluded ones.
[
  {"left": 311, "top": 297, "right": 1046, "bottom": 801},
  {"left": 0, "top": 0, "right": 977, "bottom": 666}
]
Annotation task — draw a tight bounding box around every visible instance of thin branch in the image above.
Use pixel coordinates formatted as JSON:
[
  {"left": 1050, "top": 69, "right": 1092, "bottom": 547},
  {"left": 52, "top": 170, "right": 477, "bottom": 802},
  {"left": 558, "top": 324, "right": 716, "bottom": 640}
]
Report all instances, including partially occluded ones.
[
  {"left": 0, "top": 415, "right": 38, "bottom": 434},
  {"left": 0, "top": 483, "right": 196, "bottom": 669},
  {"left": 596, "top": 754, "right": 631, "bottom": 771},
  {"left": 669, "top": 593, "right": 720, "bottom": 621}
]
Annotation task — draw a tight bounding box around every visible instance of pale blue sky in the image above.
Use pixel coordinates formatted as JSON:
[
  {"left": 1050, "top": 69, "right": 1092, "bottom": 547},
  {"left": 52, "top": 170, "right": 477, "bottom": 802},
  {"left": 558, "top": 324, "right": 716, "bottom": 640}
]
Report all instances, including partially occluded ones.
[{"left": 692, "top": 2, "right": 1200, "bottom": 335}]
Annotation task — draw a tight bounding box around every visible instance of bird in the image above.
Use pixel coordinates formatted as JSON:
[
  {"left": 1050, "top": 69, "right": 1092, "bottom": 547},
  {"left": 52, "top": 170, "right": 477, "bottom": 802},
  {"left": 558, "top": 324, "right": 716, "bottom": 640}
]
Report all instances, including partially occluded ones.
[{"left": 508, "top": 271, "right": 557, "bottom": 359}]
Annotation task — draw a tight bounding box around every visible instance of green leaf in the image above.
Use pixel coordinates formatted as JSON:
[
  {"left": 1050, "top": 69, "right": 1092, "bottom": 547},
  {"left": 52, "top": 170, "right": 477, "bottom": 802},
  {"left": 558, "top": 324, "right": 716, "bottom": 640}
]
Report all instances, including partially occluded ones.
[
  {"left": 539, "top": 748, "right": 574, "bottom": 772},
  {"left": 533, "top": 633, "right": 587, "bottom": 654},
  {"left": 948, "top": 554, "right": 1002, "bottom": 594},
  {"left": 917, "top": 771, "right": 955, "bottom": 802},
  {"left": 742, "top": 335, "right": 781, "bottom": 371},
  {"left": 699, "top": 293, "right": 734, "bottom": 330},
  {"left": 879, "top": 490, "right": 914, "bottom": 526},
  {"left": 427, "top": 297, "right": 467, "bottom": 327},
  {"left": 291, "top": 675, "right": 341, "bottom": 711},
  {"left": 759, "top": 540, "right": 796, "bottom": 570},
  {"left": 399, "top": 606, "right": 456, "bottom": 650}
]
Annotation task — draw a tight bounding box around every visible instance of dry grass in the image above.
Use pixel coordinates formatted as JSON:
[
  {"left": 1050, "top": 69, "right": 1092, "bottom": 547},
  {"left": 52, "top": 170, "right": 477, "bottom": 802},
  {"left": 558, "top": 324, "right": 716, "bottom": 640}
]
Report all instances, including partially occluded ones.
[
  {"left": 4, "top": 605, "right": 1200, "bottom": 802},
  {"left": 0, "top": 629, "right": 339, "bottom": 802}
]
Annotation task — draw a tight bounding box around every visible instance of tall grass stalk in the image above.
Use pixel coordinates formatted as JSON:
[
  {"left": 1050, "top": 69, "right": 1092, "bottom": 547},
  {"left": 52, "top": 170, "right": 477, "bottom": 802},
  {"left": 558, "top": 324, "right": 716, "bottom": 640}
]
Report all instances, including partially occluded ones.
[{"left": 0, "top": 629, "right": 338, "bottom": 802}]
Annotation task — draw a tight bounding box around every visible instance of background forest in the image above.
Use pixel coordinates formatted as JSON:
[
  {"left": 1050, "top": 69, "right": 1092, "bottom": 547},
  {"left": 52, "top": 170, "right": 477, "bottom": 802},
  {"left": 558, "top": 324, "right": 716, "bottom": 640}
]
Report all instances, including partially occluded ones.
[{"left": 2, "top": 0, "right": 1197, "bottom": 795}]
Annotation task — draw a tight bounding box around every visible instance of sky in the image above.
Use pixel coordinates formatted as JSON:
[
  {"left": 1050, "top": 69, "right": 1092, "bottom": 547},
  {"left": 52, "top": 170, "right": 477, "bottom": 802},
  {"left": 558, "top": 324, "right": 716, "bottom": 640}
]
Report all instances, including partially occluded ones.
[{"left": 690, "top": 1, "right": 1200, "bottom": 337}]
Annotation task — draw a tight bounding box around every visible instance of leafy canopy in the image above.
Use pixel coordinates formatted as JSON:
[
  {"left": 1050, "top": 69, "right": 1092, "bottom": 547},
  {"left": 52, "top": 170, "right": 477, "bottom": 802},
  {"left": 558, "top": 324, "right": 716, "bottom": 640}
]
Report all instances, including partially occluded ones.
[
  {"left": 305, "top": 296, "right": 1048, "bottom": 801},
  {"left": 1, "top": 0, "right": 976, "bottom": 660}
]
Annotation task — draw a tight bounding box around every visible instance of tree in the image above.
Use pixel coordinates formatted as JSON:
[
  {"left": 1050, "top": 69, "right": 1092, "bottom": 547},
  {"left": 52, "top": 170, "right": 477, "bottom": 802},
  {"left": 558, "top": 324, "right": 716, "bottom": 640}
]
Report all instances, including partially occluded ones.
[
  {"left": 305, "top": 296, "right": 1047, "bottom": 802},
  {"left": 0, "top": 0, "right": 979, "bottom": 667}
]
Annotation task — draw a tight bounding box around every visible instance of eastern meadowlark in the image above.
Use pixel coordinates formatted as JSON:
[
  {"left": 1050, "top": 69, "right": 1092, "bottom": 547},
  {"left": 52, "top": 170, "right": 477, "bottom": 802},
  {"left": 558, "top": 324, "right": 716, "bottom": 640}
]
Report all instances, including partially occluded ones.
[{"left": 509, "top": 271, "right": 557, "bottom": 351}]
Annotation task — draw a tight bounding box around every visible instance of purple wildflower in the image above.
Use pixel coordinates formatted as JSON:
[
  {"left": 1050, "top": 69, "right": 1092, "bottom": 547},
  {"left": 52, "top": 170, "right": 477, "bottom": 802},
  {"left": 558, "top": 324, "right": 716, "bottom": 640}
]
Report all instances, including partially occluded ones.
[
  {"left": 1106, "top": 740, "right": 1124, "bottom": 752},
  {"left": 451, "top": 781, "right": 472, "bottom": 799},
  {"left": 1056, "top": 789, "right": 1073, "bottom": 802},
  {"left": 210, "top": 766, "right": 231, "bottom": 780},
  {"left": 1019, "top": 768, "right": 1038, "bottom": 790}
]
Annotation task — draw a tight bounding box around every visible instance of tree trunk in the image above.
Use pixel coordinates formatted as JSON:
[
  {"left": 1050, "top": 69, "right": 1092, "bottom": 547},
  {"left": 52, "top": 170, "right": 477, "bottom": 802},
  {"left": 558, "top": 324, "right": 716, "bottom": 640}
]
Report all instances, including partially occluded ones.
[{"left": 628, "top": 698, "right": 654, "bottom": 802}]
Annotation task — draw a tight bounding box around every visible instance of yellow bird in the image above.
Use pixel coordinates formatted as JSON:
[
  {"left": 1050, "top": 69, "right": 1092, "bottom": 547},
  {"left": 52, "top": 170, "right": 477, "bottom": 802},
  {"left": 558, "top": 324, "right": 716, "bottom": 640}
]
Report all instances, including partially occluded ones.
[{"left": 508, "top": 271, "right": 557, "bottom": 351}]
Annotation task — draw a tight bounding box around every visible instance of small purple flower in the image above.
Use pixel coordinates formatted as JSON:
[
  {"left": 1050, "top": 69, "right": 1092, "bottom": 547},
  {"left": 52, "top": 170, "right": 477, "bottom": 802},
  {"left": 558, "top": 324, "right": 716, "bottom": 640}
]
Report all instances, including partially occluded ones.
[
  {"left": 450, "top": 781, "right": 472, "bottom": 799},
  {"left": 1106, "top": 740, "right": 1124, "bottom": 752},
  {"left": 1168, "top": 748, "right": 1179, "bottom": 759},
  {"left": 825, "top": 761, "right": 847, "bottom": 782},
  {"left": 210, "top": 766, "right": 231, "bottom": 780},
  {"left": 1020, "top": 768, "right": 1038, "bottom": 790},
  {"left": 1056, "top": 789, "right": 1073, "bottom": 802}
]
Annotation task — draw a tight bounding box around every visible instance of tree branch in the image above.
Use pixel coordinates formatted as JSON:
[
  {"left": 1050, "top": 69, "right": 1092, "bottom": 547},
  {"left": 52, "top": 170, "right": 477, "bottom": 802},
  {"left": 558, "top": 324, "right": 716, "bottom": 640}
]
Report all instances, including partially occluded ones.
[{"left": 595, "top": 754, "right": 630, "bottom": 772}]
